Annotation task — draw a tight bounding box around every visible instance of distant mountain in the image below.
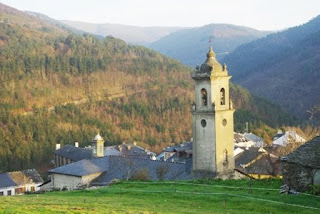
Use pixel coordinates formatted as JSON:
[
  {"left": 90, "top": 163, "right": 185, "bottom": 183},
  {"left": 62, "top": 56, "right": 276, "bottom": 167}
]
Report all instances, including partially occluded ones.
[
  {"left": 25, "top": 11, "right": 105, "bottom": 39},
  {"left": 148, "top": 24, "right": 270, "bottom": 66},
  {"left": 60, "top": 20, "right": 186, "bottom": 45},
  {"left": 223, "top": 15, "right": 320, "bottom": 119},
  {"left": 0, "top": 3, "right": 68, "bottom": 38}
]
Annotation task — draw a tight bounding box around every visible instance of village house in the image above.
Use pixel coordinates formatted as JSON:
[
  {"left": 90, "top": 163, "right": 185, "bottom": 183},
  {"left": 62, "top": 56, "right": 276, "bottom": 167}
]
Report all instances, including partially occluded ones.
[
  {"left": 243, "top": 132, "right": 265, "bottom": 147},
  {"left": 54, "top": 134, "right": 156, "bottom": 167},
  {"left": 54, "top": 144, "right": 92, "bottom": 167},
  {"left": 273, "top": 130, "right": 305, "bottom": 147},
  {"left": 104, "top": 143, "right": 156, "bottom": 160},
  {"left": 281, "top": 136, "right": 320, "bottom": 192},
  {"left": 157, "top": 142, "right": 192, "bottom": 162},
  {"left": 234, "top": 147, "right": 280, "bottom": 179},
  {"left": 0, "top": 169, "right": 43, "bottom": 196}
]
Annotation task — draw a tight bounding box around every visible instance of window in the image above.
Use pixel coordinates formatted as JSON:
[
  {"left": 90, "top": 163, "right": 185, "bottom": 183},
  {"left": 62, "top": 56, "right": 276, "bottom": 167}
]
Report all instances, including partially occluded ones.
[
  {"left": 222, "top": 119, "right": 227, "bottom": 126},
  {"left": 220, "top": 88, "right": 225, "bottom": 105},
  {"left": 7, "top": 190, "right": 12, "bottom": 196},
  {"left": 0, "top": 191, "right": 3, "bottom": 196},
  {"left": 201, "top": 119, "right": 207, "bottom": 127},
  {"left": 201, "top": 88, "right": 207, "bottom": 106}
]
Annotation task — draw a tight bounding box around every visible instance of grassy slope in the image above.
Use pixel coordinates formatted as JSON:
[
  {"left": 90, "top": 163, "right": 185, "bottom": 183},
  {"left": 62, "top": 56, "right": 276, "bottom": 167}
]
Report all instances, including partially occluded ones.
[{"left": 0, "top": 180, "right": 319, "bottom": 214}]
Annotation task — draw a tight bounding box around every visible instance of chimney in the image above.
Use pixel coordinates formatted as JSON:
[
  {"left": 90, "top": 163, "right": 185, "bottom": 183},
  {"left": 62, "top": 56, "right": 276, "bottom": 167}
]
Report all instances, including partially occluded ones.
[
  {"left": 133, "top": 141, "right": 137, "bottom": 146},
  {"left": 55, "top": 144, "right": 61, "bottom": 150},
  {"left": 75, "top": 142, "right": 79, "bottom": 147},
  {"left": 118, "top": 145, "right": 123, "bottom": 152},
  {"left": 127, "top": 145, "right": 132, "bottom": 150},
  {"left": 277, "top": 130, "right": 283, "bottom": 134}
]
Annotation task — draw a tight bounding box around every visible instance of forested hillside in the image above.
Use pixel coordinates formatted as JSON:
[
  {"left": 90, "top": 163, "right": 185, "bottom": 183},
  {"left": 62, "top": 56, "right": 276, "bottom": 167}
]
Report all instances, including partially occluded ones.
[
  {"left": 0, "top": 3, "right": 297, "bottom": 172},
  {"left": 148, "top": 24, "right": 270, "bottom": 66},
  {"left": 223, "top": 15, "right": 320, "bottom": 120}
]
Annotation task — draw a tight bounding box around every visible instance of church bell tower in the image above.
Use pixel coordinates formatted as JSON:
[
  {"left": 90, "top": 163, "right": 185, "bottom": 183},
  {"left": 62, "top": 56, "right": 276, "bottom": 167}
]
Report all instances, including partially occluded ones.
[{"left": 191, "top": 46, "right": 235, "bottom": 178}]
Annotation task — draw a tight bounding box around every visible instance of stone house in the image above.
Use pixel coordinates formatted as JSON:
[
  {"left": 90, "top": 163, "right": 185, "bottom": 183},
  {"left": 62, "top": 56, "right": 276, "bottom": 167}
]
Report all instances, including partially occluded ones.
[
  {"left": 45, "top": 157, "right": 109, "bottom": 190},
  {"left": 0, "top": 169, "right": 43, "bottom": 196},
  {"left": 235, "top": 147, "right": 280, "bottom": 179},
  {"left": 44, "top": 156, "right": 191, "bottom": 190},
  {"left": 54, "top": 144, "right": 93, "bottom": 167},
  {"left": 281, "top": 136, "right": 320, "bottom": 192}
]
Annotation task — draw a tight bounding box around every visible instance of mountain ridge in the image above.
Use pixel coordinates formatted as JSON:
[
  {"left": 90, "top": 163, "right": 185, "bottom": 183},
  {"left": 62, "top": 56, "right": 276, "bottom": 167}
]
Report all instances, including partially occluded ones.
[
  {"left": 60, "top": 20, "right": 186, "bottom": 45},
  {"left": 148, "top": 23, "right": 271, "bottom": 66}
]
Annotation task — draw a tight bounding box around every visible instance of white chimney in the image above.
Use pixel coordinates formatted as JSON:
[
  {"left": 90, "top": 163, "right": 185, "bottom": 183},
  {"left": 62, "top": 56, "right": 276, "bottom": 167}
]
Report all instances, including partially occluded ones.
[
  {"left": 118, "top": 145, "right": 123, "bottom": 152},
  {"left": 55, "top": 144, "right": 61, "bottom": 150},
  {"left": 75, "top": 142, "right": 79, "bottom": 147},
  {"left": 277, "top": 129, "right": 283, "bottom": 134}
]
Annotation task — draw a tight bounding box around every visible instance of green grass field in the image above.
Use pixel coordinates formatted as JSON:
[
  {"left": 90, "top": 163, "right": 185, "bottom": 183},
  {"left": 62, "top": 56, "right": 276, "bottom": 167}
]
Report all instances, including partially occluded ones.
[{"left": 0, "top": 179, "right": 319, "bottom": 213}]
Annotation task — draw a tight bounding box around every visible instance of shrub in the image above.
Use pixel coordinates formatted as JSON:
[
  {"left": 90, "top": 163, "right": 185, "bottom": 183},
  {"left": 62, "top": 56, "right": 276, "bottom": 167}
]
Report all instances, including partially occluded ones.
[
  {"left": 309, "top": 184, "right": 320, "bottom": 195},
  {"left": 131, "top": 169, "right": 151, "bottom": 181}
]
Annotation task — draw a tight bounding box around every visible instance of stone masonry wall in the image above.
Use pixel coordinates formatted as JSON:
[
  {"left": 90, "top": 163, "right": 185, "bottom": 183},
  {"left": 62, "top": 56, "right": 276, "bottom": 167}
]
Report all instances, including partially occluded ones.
[{"left": 282, "top": 162, "right": 314, "bottom": 192}]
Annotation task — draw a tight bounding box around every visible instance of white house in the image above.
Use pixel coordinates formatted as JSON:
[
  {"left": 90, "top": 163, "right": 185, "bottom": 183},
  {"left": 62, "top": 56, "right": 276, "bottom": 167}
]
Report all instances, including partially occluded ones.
[
  {"left": 273, "top": 130, "right": 306, "bottom": 146},
  {"left": 0, "top": 169, "right": 43, "bottom": 196},
  {"left": 234, "top": 132, "right": 264, "bottom": 148}
]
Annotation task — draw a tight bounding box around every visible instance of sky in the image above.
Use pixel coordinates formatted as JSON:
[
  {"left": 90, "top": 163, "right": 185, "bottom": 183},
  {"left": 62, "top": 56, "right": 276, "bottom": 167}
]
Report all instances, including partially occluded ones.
[{"left": 1, "top": 0, "right": 320, "bottom": 31}]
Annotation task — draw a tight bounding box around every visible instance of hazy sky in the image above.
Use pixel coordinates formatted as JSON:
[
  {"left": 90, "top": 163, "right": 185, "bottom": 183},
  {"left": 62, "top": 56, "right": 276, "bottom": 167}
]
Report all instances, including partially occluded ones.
[{"left": 1, "top": 0, "right": 320, "bottom": 30}]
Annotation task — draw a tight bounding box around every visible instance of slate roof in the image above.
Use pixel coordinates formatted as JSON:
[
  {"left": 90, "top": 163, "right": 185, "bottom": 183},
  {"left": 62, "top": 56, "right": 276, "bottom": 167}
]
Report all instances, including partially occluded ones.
[
  {"left": 48, "top": 157, "right": 109, "bottom": 177},
  {"left": 163, "top": 142, "right": 192, "bottom": 153},
  {"left": 281, "top": 136, "right": 320, "bottom": 168},
  {"left": 104, "top": 143, "right": 156, "bottom": 158},
  {"left": 22, "top": 169, "right": 43, "bottom": 184},
  {"left": 273, "top": 133, "right": 284, "bottom": 141},
  {"left": 104, "top": 146, "right": 121, "bottom": 156},
  {"left": 90, "top": 156, "right": 191, "bottom": 186},
  {"left": 0, "top": 169, "right": 43, "bottom": 188},
  {"left": 235, "top": 147, "right": 265, "bottom": 168},
  {"left": 244, "top": 155, "right": 281, "bottom": 175},
  {"left": 54, "top": 145, "right": 93, "bottom": 161},
  {"left": 9, "top": 170, "right": 43, "bottom": 186},
  {"left": 0, "top": 173, "right": 16, "bottom": 188},
  {"left": 244, "top": 133, "right": 263, "bottom": 142}
]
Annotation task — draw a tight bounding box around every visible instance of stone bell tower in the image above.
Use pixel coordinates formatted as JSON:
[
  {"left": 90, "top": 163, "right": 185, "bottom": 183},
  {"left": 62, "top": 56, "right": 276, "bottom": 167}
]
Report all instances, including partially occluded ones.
[{"left": 191, "top": 46, "right": 235, "bottom": 178}]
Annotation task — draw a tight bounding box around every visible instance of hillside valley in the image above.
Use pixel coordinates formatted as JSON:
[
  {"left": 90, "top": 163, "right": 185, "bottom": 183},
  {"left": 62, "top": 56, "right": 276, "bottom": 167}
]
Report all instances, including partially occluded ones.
[
  {"left": 0, "top": 3, "right": 300, "bottom": 173},
  {"left": 223, "top": 15, "right": 320, "bottom": 120}
]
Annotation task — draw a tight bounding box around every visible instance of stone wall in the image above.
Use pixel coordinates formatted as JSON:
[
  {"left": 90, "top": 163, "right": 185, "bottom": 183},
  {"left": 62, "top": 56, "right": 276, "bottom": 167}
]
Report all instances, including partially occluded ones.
[{"left": 282, "top": 162, "right": 314, "bottom": 192}]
